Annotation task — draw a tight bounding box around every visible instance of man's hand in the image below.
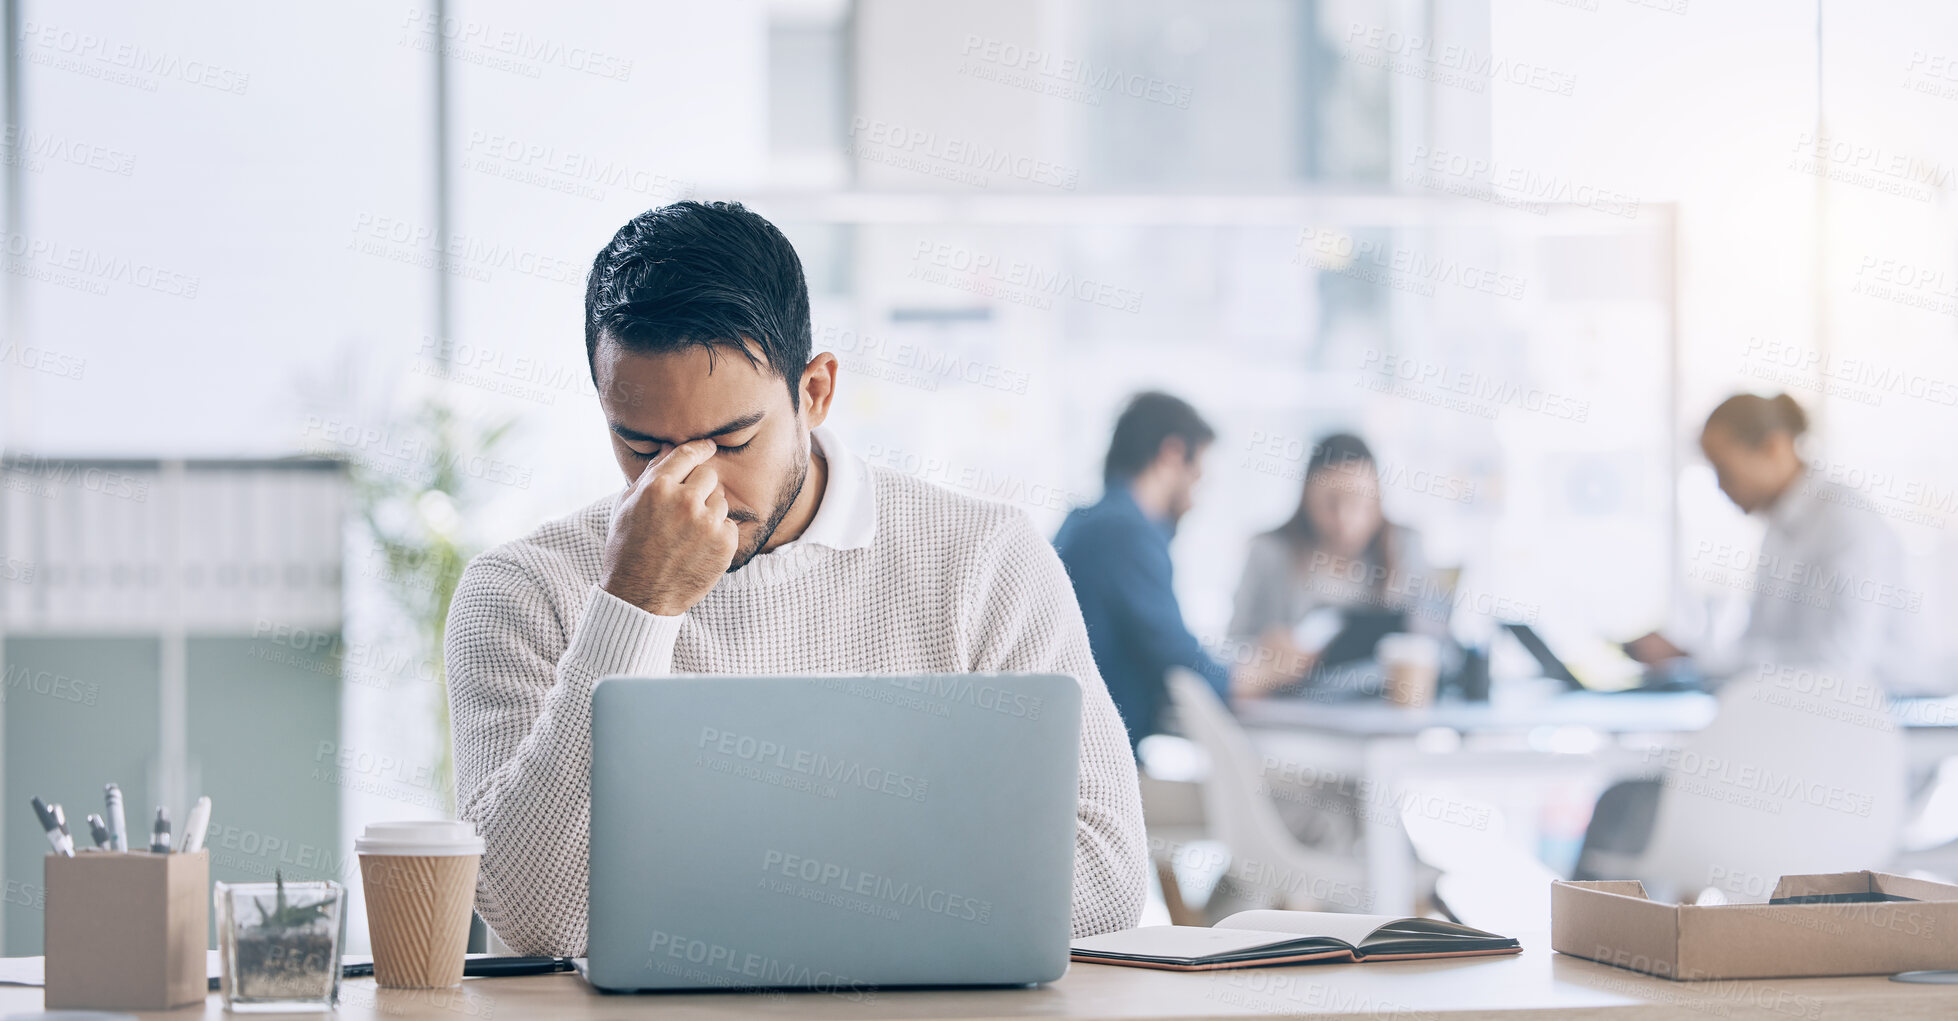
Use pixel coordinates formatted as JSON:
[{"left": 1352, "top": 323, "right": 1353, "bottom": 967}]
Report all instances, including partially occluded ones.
[
  {"left": 1623, "top": 631, "right": 1686, "bottom": 665},
  {"left": 600, "top": 439, "right": 740, "bottom": 616}
]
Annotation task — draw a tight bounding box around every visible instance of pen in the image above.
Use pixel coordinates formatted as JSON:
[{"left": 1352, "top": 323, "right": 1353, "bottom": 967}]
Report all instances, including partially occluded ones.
[
  {"left": 87, "top": 813, "right": 111, "bottom": 849},
  {"left": 105, "top": 783, "right": 128, "bottom": 852},
  {"left": 181, "top": 796, "right": 211, "bottom": 854},
  {"left": 31, "top": 797, "right": 74, "bottom": 857},
  {"left": 150, "top": 807, "right": 171, "bottom": 854}
]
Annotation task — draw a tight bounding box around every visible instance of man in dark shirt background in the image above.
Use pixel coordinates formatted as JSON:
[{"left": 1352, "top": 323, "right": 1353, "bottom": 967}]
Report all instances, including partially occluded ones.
[{"left": 1054, "top": 392, "right": 1238, "bottom": 747}]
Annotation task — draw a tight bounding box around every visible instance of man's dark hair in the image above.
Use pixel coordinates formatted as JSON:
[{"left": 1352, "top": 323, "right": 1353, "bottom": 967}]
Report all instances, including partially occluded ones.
[
  {"left": 1103, "top": 391, "right": 1214, "bottom": 482},
  {"left": 584, "top": 200, "right": 812, "bottom": 402}
]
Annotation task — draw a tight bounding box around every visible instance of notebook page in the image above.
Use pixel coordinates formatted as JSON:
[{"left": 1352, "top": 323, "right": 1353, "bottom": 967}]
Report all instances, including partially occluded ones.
[
  {"left": 1072, "top": 925, "right": 1335, "bottom": 959},
  {"left": 1215, "top": 910, "right": 1401, "bottom": 946}
]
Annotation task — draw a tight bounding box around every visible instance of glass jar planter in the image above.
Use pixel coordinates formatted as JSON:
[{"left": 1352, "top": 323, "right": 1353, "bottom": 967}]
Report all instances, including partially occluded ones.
[{"left": 214, "top": 876, "right": 346, "bottom": 1012}]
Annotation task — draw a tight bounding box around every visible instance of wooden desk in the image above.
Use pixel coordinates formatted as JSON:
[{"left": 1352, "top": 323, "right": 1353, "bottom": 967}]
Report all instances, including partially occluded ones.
[{"left": 3, "top": 944, "right": 1952, "bottom": 1019}]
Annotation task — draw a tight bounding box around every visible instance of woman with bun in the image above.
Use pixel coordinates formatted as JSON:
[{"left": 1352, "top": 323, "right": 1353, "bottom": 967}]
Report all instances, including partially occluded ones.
[{"left": 1625, "top": 392, "right": 1919, "bottom": 692}]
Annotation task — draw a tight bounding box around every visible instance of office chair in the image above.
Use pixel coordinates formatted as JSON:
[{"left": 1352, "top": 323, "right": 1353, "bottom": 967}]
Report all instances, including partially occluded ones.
[
  {"left": 1598, "top": 664, "right": 1907, "bottom": 902},
  {"left": 1165, "top": 668, "right": 1369, "bottom": 913}
]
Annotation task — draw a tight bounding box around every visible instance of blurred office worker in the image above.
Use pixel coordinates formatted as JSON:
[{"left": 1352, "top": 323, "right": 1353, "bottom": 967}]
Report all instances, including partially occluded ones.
[
  {"left": 1228, "top": 433, "right": 1446, "bottom": 696},
  {"left": 1054, "top": 393, "right": 1237, "bottom": 746},
  {"left": 443, "top": 201, "right": 1148, "bottom": 956},
  {"left": 1627, "top": 393, "right": 1920, "bottom": 692}
]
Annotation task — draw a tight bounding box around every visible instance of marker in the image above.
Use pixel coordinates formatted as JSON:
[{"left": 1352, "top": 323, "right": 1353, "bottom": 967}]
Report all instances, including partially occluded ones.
[
  {"left": 150, "top": 807, "right": 171, "bottom": 854},
  {"left": 180, "top": 796, "right": 211, "bottom": 854},
  {"left": 31, "top": 797, "right": 74, "bottom": 857},
  {"left": 87, "top": 813, "right": 111, "bottom": 849},
  {"left": 105, "top": 784, "right": 128, "bottom": 852}
]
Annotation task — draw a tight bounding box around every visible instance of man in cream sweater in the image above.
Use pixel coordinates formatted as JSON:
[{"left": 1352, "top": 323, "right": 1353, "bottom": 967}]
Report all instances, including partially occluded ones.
[{"left": 444, "top": 200, "right": 1148, "bottom": 956}]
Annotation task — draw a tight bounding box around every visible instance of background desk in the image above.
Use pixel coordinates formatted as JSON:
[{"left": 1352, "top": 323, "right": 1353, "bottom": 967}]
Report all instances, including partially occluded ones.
[
  {"left": 1228, "top": 692, "right": 1958, "bottom": 916},
  {"left": 3, "top": 945, "right": 1952, "bottom": 1019}
]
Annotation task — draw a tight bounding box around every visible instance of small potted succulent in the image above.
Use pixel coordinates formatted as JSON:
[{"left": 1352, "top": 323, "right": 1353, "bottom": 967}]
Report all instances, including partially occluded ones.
[{"left": 215, "top": 871, "right": 347, "bottom": 1012}]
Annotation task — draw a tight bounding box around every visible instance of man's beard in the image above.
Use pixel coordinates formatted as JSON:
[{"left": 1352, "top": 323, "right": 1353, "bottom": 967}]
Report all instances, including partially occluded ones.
[{"left": 725, "top": 446, "right": 810, "bottom": 572}]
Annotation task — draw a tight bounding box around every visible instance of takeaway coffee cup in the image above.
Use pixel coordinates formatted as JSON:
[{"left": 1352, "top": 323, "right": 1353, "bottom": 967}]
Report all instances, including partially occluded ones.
[
  {"left": 1378, "top": 633, "right": 1440, "bottom": 708},
  {"left": 356, "top": 820, "right": 484, "bottom": 988}
]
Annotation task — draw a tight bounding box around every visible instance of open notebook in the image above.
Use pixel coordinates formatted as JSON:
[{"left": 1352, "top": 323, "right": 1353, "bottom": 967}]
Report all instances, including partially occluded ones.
[{"left": 1070, "top": 910, "right": 1521, "bottom": 971}]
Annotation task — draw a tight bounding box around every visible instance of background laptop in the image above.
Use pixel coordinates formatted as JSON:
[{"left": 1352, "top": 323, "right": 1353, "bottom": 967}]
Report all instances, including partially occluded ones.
[
  {"left": 584, "top": 673, "right": 1082, "bottom": 993},
  {"left": 1501, "top": 622, "right": 1697, "bottom": 692}
]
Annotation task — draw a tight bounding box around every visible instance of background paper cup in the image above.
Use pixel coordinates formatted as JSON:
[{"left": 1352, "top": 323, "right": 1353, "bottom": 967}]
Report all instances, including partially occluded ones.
[
  {"left": 356, "top": 820, "right": 484, "bottom": 989},
  {"left": 1378, "top": 632, "right": 1441, "bottom": 708}
]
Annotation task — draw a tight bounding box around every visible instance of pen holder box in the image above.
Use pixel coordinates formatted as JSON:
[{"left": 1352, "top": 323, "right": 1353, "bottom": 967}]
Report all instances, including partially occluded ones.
[{"left": 45, "top": 850, "right": 209, "bottom": 1010}]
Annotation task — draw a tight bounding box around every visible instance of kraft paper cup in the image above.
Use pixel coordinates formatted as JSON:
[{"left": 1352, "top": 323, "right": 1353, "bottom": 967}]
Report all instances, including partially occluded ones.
[
  {"left": 356, "top": 820, "right": 484, "bottom": 989},
  {"left": 1378, "top": 632, "right": 1441, "bottom": 708}
]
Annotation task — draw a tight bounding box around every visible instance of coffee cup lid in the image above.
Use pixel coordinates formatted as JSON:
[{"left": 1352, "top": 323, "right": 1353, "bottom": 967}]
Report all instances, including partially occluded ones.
[{"left": 355, "top": 819, "right": 484, "bottom": 856}]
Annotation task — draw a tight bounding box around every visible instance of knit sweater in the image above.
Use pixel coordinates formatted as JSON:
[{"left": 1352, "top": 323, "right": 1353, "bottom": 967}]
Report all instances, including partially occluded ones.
[{"left": 444, "top": 449, "right": 1150, "bottom": 956}]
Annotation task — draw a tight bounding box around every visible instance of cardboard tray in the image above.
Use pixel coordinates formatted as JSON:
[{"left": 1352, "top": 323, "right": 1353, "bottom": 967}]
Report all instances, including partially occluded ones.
[{"left": 1552, "top": 871, "right": 1958, "bottom": 980}]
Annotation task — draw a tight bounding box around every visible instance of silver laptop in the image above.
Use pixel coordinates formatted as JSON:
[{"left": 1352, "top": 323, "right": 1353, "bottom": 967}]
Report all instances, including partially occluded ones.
[{"left": 583, "top": 673, "right": 1082, "bottom": 993}]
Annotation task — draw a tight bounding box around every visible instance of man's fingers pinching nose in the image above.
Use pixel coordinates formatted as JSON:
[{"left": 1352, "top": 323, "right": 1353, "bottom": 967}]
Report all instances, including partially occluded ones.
[{"left": 650, "top": 437, "right": 719, "bottom": 481}]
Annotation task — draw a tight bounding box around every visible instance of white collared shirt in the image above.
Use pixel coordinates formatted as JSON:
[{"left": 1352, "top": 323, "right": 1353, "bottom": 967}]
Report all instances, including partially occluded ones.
[
  {"left": 1718, "top": 476, "right": 1925, "bottom": 693},
  {"left": 777, "top": 426, "right": 877, "bottom": 552}
]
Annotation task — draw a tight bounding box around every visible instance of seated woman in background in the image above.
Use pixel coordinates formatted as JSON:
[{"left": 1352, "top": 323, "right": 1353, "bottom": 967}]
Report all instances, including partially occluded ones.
[
  {"left": 1229, "top": 433, "right": 1448, "bottom": 698},
  {"left": 1624, "top": 392, "right": 1920, "bottom": 693}
]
